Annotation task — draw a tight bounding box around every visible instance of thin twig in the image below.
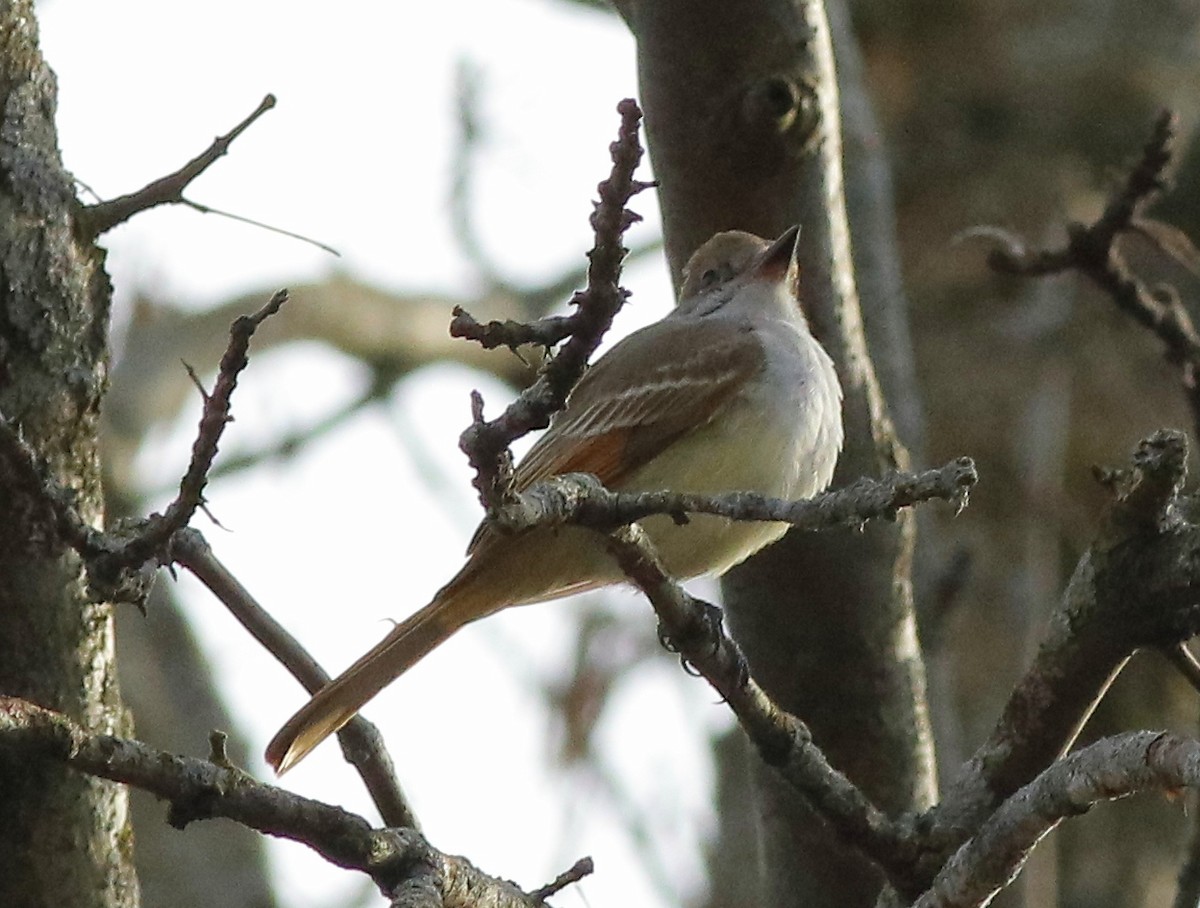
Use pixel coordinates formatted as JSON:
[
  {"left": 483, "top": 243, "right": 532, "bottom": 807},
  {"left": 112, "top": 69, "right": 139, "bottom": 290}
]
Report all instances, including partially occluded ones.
[
  {"left": 181, "top": 198, "right": 340, "bottom": 256},
  {"left": 1162, "top": 642, "right": 1200, "bottom": 695},
  {"left": 449, "top": 307, "right": 577, "bottom": 351},
  {"left": 985, "top": 111, "right": 1200, "bottom": 439},
  {"left": 2, "top": 292, "right": 289, "bottom": 606},
  {"left": 527, "top": 857, "right": 595, "bottom": 902},
  {"left": 457, "top": 98, "right": 651, "bottom": 512},
  {"left": 171, "top": 527, "right": 418, "bottom": 831},
  {"left": 106, "top": 290, "right": 288, "bottom": 572},
  {"left": 77, "top": 95, "right": 277, "bottom": 238}
]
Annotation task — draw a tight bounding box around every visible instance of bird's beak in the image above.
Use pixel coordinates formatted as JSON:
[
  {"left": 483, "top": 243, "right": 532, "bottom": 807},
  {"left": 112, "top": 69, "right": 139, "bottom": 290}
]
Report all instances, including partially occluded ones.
[{"left": 752, "top": 225, "right": 801, "bottom": 287}]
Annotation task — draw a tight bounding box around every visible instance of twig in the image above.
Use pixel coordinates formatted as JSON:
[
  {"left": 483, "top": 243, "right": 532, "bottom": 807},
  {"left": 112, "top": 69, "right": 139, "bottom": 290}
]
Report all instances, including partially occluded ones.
[
  {"left": 489, "top": 458, "right": 977, "bottom": 537},
  {"left": 0, "top": 698, "right": 561, "bottom": 908},
  {"left": 446, "top": 62, "right": 662, "bottom": 323},
  {"left": 457, "top": 98, "right": 651, "bottom": 512},
  {"left": 984, "top": 111, "right": 1200, "bottom": 439},
  {"left": 527, "top": 857, "right": 595, "bottom": 902},
  {"left": 915, "top": 732, "right": 1200, "bottom": 908},
  {"left": 2, "top": 291, "right": 288, "bottom": 606},
  {"left": 170, "top": 527, "right": 418, "bottom": 831},
  {"left": 449, "top": 308, "right": 577, "bottom": 351},
  {"left": 1161, "top": 642, "right": 1200, "bottom": 695},
  {"left": 77, "top": 95, "right": 277, "bottom": 238},
  {"left": 180, "top": 198, "right": 340, "bottom": 257},
  {"left": 100, "top": 290, "right": 288, "bottom": 575}
]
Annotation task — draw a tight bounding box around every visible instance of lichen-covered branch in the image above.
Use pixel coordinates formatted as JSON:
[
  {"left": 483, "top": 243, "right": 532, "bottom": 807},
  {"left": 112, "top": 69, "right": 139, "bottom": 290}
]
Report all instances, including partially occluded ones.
[
  {"left": 931, "top": 430, "right": 1200, "bottom": 879},
  {"left": 0, "top": 698, "right": 589, "bottom": 908},
  {"left": 490, "top": 458, "right": 976, "bottom": 536},
  {"left": 917, "top": 733, "right": 1200, "bottom": 908}
]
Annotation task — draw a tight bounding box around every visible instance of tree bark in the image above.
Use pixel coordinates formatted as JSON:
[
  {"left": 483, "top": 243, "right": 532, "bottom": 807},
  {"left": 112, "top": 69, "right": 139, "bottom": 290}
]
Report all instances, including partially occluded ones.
[
  {"left": 629, "top": 1, "right": 934, "bottom": 905},
  {"left": 0, "top": 4, "right": 139, "bottom": 905}
]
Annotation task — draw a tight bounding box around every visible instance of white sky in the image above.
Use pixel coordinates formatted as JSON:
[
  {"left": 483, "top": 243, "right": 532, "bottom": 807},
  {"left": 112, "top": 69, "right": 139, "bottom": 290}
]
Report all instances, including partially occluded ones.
[{"left": 40, "top": 2, "right": 730, "bottom": 907}]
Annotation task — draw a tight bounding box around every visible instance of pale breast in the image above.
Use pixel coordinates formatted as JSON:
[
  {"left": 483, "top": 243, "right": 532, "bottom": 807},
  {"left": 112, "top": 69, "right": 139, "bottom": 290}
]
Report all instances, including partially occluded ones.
[{"left": 618, "top": 317, "right": 843, "bottom": 579}]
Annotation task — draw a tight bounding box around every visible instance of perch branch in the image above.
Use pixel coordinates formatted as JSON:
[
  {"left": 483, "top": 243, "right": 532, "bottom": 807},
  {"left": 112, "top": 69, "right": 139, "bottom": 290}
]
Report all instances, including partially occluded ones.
[
  {"left": 600, "top": 524, "right": 924, "bottom": 895},
  {"left": 488, "top": 458, "right": 977, "bottom": 537}
]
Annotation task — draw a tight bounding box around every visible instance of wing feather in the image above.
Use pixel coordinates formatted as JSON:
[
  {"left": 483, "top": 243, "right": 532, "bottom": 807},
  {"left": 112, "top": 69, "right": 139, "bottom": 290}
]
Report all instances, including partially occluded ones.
[
  {"left": 466, "top": 316, "right": 762, "bottom": 556},
  {"left": 516, "top": 317, "right": 762, "bottom": 489}
]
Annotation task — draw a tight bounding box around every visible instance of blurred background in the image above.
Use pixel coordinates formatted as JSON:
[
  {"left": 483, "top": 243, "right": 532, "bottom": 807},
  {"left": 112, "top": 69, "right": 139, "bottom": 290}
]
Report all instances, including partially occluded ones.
[{"left": 38, "top": 1, "right": 1200, "bottom": 906}]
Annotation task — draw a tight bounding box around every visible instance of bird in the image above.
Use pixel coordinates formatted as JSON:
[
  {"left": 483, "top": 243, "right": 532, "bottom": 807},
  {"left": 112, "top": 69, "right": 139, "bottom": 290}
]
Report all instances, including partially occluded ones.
[{"left": 266, "top": 225, "right": 844, "bottom": 774}]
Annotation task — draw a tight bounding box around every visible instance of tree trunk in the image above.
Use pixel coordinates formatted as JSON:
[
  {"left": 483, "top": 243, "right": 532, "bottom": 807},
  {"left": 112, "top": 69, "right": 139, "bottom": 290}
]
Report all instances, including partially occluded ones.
[
  {"left": 0, "top": 4, "right": 139, "bottom": 905},
  {"left": 629, "top": 1, "right": 934, "bottom": 905}
]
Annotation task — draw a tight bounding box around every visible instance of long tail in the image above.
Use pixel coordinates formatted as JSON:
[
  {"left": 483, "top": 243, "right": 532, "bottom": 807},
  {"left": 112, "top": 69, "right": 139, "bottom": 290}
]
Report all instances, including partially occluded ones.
[{"left": 265, "top": 592, "right": 475, "bottom": 774}]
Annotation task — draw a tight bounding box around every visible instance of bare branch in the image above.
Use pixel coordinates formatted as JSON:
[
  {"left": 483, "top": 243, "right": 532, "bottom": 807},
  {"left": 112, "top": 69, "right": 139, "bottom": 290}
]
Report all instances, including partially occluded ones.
[
  {"left": 103, "top": 290, "right": 288, "bottom": 574},
  {"left": 527, "top": 857, "right": 596, "bottom": 902},
  {"left": 932, "top": 429, "right": 1200, "bottom": 874},
  {"left": 170, "top": 528, "right": 418, "bottom": 832},
  {"left": 457, "top": 98, "right": 649, "bottom": 512},
  {"left": 77, "top": 95, "right": 277, "bottom": 238},
  {"left": 488, "top": 458, "right": 977, "bottom": 537},
  {"left": 450, "top": 307, "right": 577, "bottom": 351},
  {"left": 599, "top": 524, "right": 923, "bottom": 895},
  {"left": 984, "top": 111, "right": 1200, "bottom": 438},
  {"left": 2, "top": 290, "right": 289, "bottom": 607},
  {"left": 916, "top": 733, "right": 1200, "bottom": 908},
  {"left": 0, "top": 698, "right": 564, "bottom": 908}
]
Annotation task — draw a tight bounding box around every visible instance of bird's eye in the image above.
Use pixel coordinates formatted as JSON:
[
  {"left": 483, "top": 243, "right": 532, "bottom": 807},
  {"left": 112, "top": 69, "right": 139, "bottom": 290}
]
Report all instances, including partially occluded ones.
[{"left": 700, "top": 267, "right": 722, "bottom": 288}]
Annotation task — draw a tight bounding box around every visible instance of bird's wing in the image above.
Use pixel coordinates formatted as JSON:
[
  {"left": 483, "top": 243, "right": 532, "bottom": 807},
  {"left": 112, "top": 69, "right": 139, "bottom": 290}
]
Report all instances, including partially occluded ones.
[{"left": 466, "top": 316, "right": 763, "bottom": 554}]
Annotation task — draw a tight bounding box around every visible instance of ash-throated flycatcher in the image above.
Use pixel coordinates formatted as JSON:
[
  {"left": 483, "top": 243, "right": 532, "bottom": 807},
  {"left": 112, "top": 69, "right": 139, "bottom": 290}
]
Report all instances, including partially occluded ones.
[{"left": 266, "top": 226, "right": 844, "bottom": 774}]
